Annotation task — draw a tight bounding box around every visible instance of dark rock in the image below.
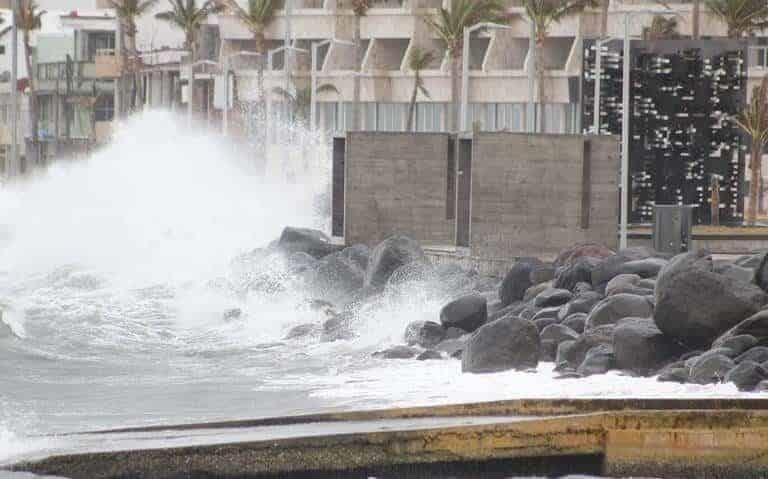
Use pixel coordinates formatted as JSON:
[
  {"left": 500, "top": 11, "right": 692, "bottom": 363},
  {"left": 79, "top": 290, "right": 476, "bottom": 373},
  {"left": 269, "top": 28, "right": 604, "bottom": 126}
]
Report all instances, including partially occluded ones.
[
  {"left": 222, "top": 308, "right": 242, "bottom": 321},
  {"left": 435, "top": 337, "right": 468, "bottom": 357},
  {"left": 304, "top": 252, "right": 365, "bottom": 302},
  {"left": 689, "top": 354, "right": 735, "bottom": 384},
  {"left": 713, "top": 310, "right": 768, "bottom": 349},
  {"left": 445, "top": 327, "right": 465, "bottom": 340},
  {"left": 657, "top": 367, "right": 689, "bottom": 383},
  {"left": 285, "top": 252, "right": 317, "bottom": 275},
  {"left": 577, "top": 344, "right": 615, "bottom": 376},
  {"left": 439, "top": 294, "right": 488, "bottom": 333},
  {"left": 554, "top": 243, "right": 615, "bottom": 269},
  {"left": 529, "top": 263, "right": 556, "bottom": 285},
  {"left": 534, "top": 317, "right": 559, "bottom": 332},
  {"left": 540, "top": 324, "right": 580, "bottom": 361},
  {"left": 385, "top": 261, "right": 436, "bottom": 292},
  {"left": 719, "top": 335, "right": 759, "bottom": 357},
  {"left": 523, "top": 282, "right": 552, "bottom": 303},
  {"left": 562, "top": 313, "right": 587, "bottom": 334},
  {"left": 487, "top": 299, "right": 505, "bottom": 317},
  {"left": 462, "top": 317, "right": 540, "bottom": 373},
  {"left": 756, "top": 380, "right": 768, "bottom": 392},
  {"left": 554, "top": 256, "right": 603, "bottom": 291},
  {"left": 591, "top": 247, "right": 657, "bottom": 291},
  {"left": 555, "top": 371, "right": 584, "bottom": 379},
  {"left": 364, "top": 236, "right": 425, "bottom": 289},
  {"left": 584, "top": 294, "right": 653, "bottom": 331},
  {"left": 555, "top": 326, "right": 613, "bottom": 371},
  {"left": 684, "top": 349, "right": 736, "bottom": 370},
  {"left": 714, "top": 262, "right": 755, "bottom": 284},
  {"left": 735, "top": 252, "right": 766, "bottom": 269},
  {"left": 613, "top": 318, "right": 685, "bottom": 376},
  {"left": 321, "top": 312, "right": 355, "bottom": 342},
  {"left": 373, "top": 345, "right": 420, "bottom": 359},
  {"left": 573, "top": 282, "right": 594, "bottom": 294},
  {"left": 488, "top": 301, "right": 522, "bottom": 322},
  {"left": 725, "top": 361, "right": 768, "bottom": 391},
  {"left": 680, "top": 350, "right": 703, "bottom": 361},
  {"left": 755, "top": 252, "right": 768, "bottom": 292},
  {"left": 416, "top": 350, "right": 443, "bottom": 361},
  {"left": 404, "top": 320, "right": 446, "bottom": 348},
  {"left": 619, "top": 257, "right": 668, "bottom": 278},
  {"left": 558, "top": 291, "right": 602, "bottom": 320},
  {"left": 654, "top": 251, "right": 768, "bottom": 349},
  {"left": 534, "top": 288, "right": 573, "bottom": 308},
  {"left": 284, "top": 323, "right": 322, "bottom": 339},
  {"left": 500, "top": 258, "right": 543, "bottom": 306},
  {"left": 532, "top": 306, "right": 561, "bottom": 322},
  {"left": 277, "top": 227, "right": 341, "bottom": 259},
  {"left": 605, "top": 274, "right": 652, "bottom": 297},
  {"left": 736, "top": 346, "right": 768, "bottom": 364},
  {"left": 517, "top": 305, "right": 538, "bottom": 321},
  {"left": 638, "top": 278, "right": 656, "bottom": 290},
  {"left": 339, "top": 244, "right": 370, "bottom": 272}
]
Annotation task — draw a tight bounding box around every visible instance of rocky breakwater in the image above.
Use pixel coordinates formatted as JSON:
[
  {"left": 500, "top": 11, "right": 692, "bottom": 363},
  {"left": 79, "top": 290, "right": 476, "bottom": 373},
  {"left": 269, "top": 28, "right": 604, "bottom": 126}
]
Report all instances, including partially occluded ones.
[{"left": 258, "top": 228, "right": 768, "bottom": 392}]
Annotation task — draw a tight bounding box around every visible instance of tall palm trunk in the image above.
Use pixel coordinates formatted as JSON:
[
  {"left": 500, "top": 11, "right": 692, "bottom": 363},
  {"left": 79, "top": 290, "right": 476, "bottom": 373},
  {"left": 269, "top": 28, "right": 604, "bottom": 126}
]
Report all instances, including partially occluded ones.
[
  {"left": 535, "top": 31, "right": 546, "bottom": 132},
  {"left": 450, "top": 52, "right": 459, "bottom": 132},
  {"left": 600, "top": 0, "right": 608, "bottom": 37},
  {"left": 22, "top": 29, "right": 37, "bottom": 164},
  {"left": 406, "top": 73, "right": 419, "bottom": 132},
  {"left": 186, "top": 32, "right": 196, "bottom": 120},
  {"left": 692, "top": 0, "right": 700, "bottom": 39},
  {"left": 255, "top": 31, "right": 266, "bottom": 116},
  {"left": 352, "top": 15, "right": 362, "bottom": 131},
  {"left": 126, "top": 24, "right": 138, "bottom": 111},
  {"left": 749, "top": 140, "right": 762, "bottom": 225}
]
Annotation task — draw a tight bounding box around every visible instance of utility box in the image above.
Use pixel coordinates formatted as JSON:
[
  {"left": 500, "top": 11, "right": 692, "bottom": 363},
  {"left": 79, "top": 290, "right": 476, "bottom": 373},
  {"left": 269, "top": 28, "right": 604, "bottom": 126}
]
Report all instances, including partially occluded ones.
[{"left": 653, "top": 205, "right": 695, "bottom": 254}]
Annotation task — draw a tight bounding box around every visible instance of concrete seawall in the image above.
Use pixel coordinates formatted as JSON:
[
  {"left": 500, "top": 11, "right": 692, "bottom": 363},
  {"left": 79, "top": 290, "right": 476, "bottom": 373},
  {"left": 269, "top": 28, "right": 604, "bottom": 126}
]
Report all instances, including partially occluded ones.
[{"left": 9, "top": 398, "right": 768, "bottom": 478}]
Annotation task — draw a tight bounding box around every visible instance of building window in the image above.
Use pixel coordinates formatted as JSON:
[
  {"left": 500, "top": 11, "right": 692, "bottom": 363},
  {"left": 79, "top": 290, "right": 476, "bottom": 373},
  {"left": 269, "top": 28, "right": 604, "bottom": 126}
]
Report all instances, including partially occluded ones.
[
  {"left": 86, "top": 31, "right": 116, "bottom": 61},
  {"left": 94, "top": 94, "right": 114, "bottom": 122},
  {"left": 0, "top": 45, "right": 5, "bottom": 55}
]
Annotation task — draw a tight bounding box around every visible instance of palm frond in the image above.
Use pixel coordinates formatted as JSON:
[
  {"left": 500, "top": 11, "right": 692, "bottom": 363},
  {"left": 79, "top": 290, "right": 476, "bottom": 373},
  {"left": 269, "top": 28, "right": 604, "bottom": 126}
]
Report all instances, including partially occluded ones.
[
  {"left": 423, "top": 0, "right": 507, "bottom": 55},
  {"left": 706, "top": 0, "right": 768, "bottom": 37}
]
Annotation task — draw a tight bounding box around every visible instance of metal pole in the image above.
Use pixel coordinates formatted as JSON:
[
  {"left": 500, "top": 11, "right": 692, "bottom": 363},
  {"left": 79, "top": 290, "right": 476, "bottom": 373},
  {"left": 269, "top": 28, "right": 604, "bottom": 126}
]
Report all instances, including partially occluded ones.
[
  {"left": 620, "top": 12, "right": 631, "bottom": 249},
  {"left": 9, "top": 0, "right": 19, "bottom": 177},
  {"left": 593, "top": 39, "right": 602, "bottom": 135},
  {"left": 310, "top": 42, "right": 319, "bottom": 131},
  {"left": 460, "top": 26, "right": 470, "bottom": 132},
  {"left": 527, "top": 19, "right": 536, "bottom": 133},
  {"left": 223, "top": 56, "right": 229, "bottom": 135}
]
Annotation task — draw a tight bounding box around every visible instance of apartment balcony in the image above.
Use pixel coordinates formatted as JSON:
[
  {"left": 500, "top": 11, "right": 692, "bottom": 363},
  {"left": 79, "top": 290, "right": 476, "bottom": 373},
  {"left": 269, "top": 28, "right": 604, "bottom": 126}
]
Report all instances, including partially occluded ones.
[{"left": 93, "top": 49, "right": 121, "bottom": 79}]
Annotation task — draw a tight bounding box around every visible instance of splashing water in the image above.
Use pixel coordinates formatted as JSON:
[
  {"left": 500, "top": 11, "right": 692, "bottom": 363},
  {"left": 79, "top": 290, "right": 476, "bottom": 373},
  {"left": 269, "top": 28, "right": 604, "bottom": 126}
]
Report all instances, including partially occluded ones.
[{"left": 0, "top": 110, "right": 757, "bottom": 469}]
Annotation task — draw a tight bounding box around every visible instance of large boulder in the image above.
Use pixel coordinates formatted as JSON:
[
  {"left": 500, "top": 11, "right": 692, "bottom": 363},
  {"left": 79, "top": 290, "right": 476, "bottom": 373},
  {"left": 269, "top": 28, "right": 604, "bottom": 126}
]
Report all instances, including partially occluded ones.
[
  {"left": 619, "top": 257, "right": 668, "bottom": 278},
  {"left": 277, "top": 227, "right": 341, "bottom": 259},
  {"left": 736, "top": 346, "right": 768, "bottom": 364},
  {"left": 590, "top": 247, "right": 656, "bottom": 291},
  {"left": 584, "top": 294, "right": 654, "bottom": 331},
  {"left": 577, "top": 344, "right": 616, "bottom": 376},
  {"left": 500, "top": 258, "right": 543, "bottom": 306},
  {"left": 555, "top": 326, "right": 614, "bottom": 371},
  {"left": 689, "top": 354, "right": 735, "bottom": 384},
  {"left": 439, "top": 294, "right": 487, "bottom": 333},
  {"left": 755, "top": 252, "right": 768, "bottom": 292},
  {"left": 712, "top": 310, "right": 768, "bottom": 349},
  {"left": 533, "top": 288, "right": 573, "bottom": 308},
  {"left": 339, "top": 244, "right": 370, "bottom": 272},
  {"left": 373, "top": 345, "right": 420, "bottom": 359},
  {"left": 654, "top": 251, "right": 768, "bottom": 349},
  {"left": 404, "top": 320, "right": 446, "bottom": 348},
  {"left": 461, "top": 317, "right": 540, "bottom": 373},
  {"left": 605, "top": 274, "right": 652, "bottom": 297},
  {"left": 562, "top": 313, "right": 587, "bottom": 334},
  {"left": 364, "top": 236, "right": 425, "bottom": 289},
  {"left": 725, "top": 361, "right": 768, "bottom": 391},
  {"left": 303, "top": 252, "right": 365, "bottom": 303},
  {"left": 540, "top": 323, "right": 580, "bottom": 361},
  {"left": 554, "top": 256, "right": 603, "bottom": 292},
  {"left": 558, "top": 291, "right": 602, "bottom": 320},
  {"left": 613, "top": 318, "right": 685, "bottom": 375},
  {"left": 718, "top": 335, "right": 758, "bottom": 357},
  {"left": 554, "top": 243, "right": 615, "bottom": 269}
]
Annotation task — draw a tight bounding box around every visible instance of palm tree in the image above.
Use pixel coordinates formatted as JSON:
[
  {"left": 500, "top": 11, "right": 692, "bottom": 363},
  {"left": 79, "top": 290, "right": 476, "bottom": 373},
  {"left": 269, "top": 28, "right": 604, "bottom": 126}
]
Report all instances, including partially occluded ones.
[
  {"left": 156, "top": 0, "right": 221, "bottom": 117},
  {"left": 643, "top": 14, "right": 679, "bottom": 40},
  {"left": 17, "top": 0, "right": 44, "bottom": 159},
  {"left": 405, "top": 46, "right": 434, "bottom": 132},
  {"left": 693, "top": 0, "right": 701, "bottom": 39},
  {"left": 734, "top": 76, "right": 768, "bottom": 225},
  {"left": 350, "top": 0, "right": 370, "bottom": 131},
  {"left": 271, "top": 82, "right": 338, "bottom": 125},
  {"left": 109, "top": 0, "right": 158, "bottom": 113},
  {"left": 524, "top": 0, "right": 596, "bottom": 132},
  {"left": 424, "top": 0, "right": 506, "bottom": 132},
  {"left": 218, "top": 0, "right": 280, "bottom": 113},
  {"left": 706, "top": 0, "right": 768, "bottom": 38}
]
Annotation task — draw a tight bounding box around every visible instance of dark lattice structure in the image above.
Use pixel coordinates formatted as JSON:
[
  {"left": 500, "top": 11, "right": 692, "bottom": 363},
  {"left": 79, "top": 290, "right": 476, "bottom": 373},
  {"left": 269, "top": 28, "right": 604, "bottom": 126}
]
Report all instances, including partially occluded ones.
[{"left": 583, "top": 39, "right": 747, "bottom": 225}]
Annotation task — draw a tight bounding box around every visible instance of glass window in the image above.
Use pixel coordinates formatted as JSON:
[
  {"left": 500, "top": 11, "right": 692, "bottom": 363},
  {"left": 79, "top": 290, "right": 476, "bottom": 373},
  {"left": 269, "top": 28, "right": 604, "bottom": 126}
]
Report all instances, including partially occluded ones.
[{"left": 417, "top": 103, "right": 445, "bottom": 132}]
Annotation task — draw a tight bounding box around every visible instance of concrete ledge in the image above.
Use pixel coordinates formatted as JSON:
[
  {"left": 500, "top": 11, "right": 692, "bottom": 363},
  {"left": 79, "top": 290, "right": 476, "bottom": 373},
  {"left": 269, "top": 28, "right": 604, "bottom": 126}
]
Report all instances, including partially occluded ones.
[{"left": 9, "top": 399, "right": 768, "bottom": 479}]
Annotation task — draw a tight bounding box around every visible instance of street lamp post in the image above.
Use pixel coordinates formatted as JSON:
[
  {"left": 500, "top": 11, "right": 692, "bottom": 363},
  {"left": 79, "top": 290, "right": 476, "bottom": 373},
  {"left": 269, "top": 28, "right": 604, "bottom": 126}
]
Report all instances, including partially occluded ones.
[
  {"left": 9, "top": 0, "right": 19, "bottom": 177},
  {"left": 461, "top": 22, "right": 513, "bottom": 132},
  {"left": 310, "top": 38, "right": 354, "bottom": 132},
  {"left": 222, "top": 51, "right": 262, "bottom": 136}
]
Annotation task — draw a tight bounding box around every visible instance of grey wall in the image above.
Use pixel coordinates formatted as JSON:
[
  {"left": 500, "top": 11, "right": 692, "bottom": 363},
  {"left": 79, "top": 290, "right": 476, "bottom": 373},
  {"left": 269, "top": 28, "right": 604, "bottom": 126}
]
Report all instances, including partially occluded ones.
[
  {"left": 344, "top": 131, "right": 455, "bottom": 247},
  {"left": 343, "top": 131, "right": 619, "bottom": 259},
  {"left": 470, "top": 133, "right": 619, "bottom": 259}
]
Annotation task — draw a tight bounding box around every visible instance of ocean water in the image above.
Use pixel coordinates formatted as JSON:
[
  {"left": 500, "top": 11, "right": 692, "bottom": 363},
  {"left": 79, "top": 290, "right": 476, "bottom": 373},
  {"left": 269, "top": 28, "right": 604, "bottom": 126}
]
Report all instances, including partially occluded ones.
[{"left": 0, "top": 111, "right": 756, "bottom": 472}]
